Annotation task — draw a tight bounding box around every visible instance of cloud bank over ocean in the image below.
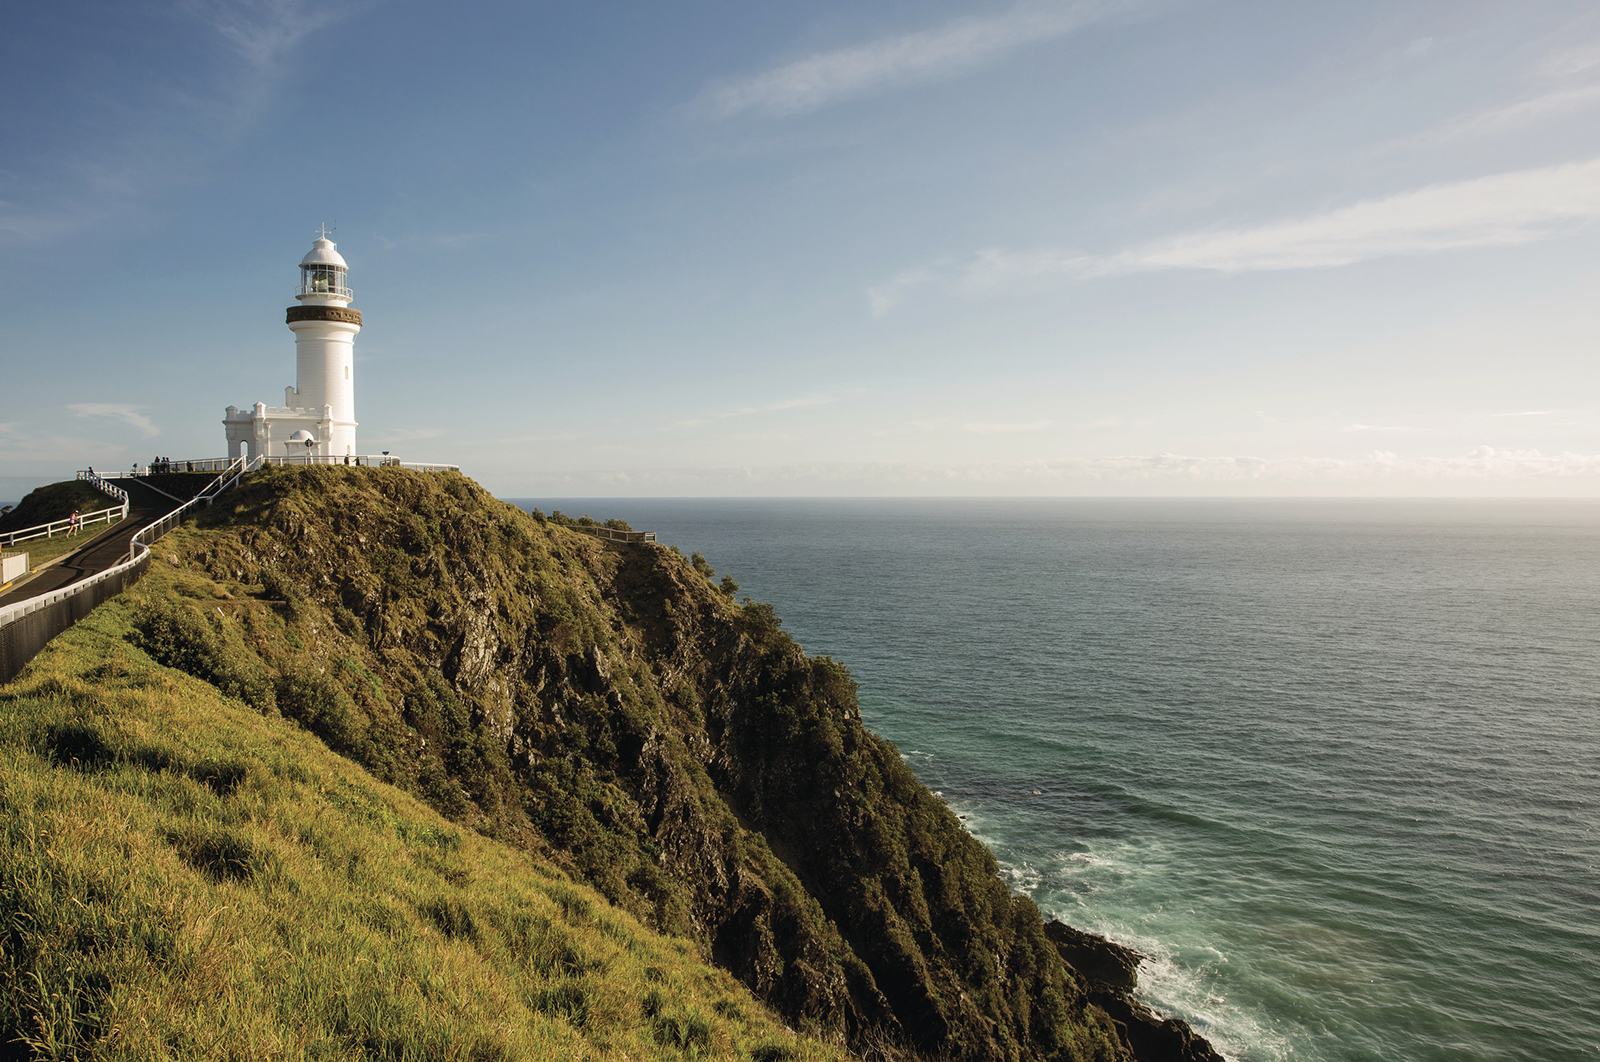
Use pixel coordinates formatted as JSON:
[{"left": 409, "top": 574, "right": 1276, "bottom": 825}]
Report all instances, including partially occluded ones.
[{"left": 502, "top": 448, "right": 1600, "bottom": 497}]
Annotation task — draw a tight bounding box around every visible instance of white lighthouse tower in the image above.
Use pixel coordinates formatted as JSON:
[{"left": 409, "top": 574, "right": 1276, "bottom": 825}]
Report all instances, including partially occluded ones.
[{"left": 223, "top": 229, "right": 363, "bottom": 461}]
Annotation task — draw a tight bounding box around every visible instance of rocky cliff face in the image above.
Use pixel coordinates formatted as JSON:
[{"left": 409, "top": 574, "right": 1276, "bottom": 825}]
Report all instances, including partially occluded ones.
[{"left": 131, "top": 467, "right": 1216, "bottom": 1062}]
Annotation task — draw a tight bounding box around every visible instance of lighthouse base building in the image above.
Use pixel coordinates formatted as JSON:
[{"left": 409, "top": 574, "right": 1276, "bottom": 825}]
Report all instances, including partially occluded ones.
[{"left": 224, "top": 232, "right": 361, "bottom": 461}]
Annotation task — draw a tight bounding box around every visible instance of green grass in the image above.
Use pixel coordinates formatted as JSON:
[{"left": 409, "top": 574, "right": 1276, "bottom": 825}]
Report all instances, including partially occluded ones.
[
  {"left": 0, "top": 601, "right": 850, "bottom": 1062},
  {"left": 2, "top": 516, "right": 126, "bottom": 577}
]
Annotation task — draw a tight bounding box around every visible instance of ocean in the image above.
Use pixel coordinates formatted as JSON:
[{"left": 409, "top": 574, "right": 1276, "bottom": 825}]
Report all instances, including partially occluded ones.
[{"left": 515, "top": 497, "right": 1600, "bottom": 1062}]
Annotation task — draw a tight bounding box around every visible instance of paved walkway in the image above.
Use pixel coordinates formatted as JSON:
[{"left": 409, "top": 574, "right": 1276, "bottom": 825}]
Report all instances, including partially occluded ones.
[{"left": 0, "top": 479, "right": 173, "bottom": 608}]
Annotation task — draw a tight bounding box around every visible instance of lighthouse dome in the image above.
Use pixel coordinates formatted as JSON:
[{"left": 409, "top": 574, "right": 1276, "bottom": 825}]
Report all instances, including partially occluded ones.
[{"left": 300, "top": 237, "right": 347, "bottom": 269}]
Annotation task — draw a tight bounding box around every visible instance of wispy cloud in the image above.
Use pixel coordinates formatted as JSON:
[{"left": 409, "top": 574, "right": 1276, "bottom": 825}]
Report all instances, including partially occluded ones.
[
  {"left": 695, "top": 1, "right": 1119, "bottom": 119},
  {"left": 1035, "top": 447, "right": 1600, "bottom": 482},
  {"left": 1, "top": 2, "right": 362, "bottom": 248},
  {"left": 364, "top": 426, "right": 446, "bottom": 442},
  {"left": 873, "top": 157, "right": 1600, "bottom": 308},
  {"left": 722, "top": 394, "right": 837, "bottom": 418},
  {"left": 1342, "top": 424, "right": 1421, "bottom": 432},
  {"left": 67, "top": 403, "right": 159, "bottom": 438},
  {"left": 1540, "top": 40, "right": 1600, "bottom": 79},
  {"left": 665, "top": 395, "right": 838, "bottom": 430},
  {"left": 0, "top": 419, "right": 137, "bottom": 476},
  {"left": 182, "top": 0, "right": 348, "bottom": 71},
  {"left": 869, "top": 262, "right": 951, "bottom": 316},
  {"left": 496, "top": 431, "right": 582, "bottom": 445},
  {"left": 1429, "top": 83, "right": 1600, "bottom": 141},
  {"left": 1369, "top": 33, "right": 1600, "bottom": 152},
  {"left": 962, "top": 419, "right": 1054, "bottom": 433}
]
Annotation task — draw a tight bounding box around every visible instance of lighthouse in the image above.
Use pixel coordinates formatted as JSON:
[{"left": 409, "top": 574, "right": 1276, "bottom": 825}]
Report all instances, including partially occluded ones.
[{"left": 223, "top": 229, "right": 363, "bottom": 461}]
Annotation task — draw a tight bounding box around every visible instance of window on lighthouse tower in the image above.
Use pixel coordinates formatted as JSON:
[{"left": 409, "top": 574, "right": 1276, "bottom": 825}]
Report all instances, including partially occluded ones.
[{"left": 300, "top": 264, "right": 348, "bottom": 297}]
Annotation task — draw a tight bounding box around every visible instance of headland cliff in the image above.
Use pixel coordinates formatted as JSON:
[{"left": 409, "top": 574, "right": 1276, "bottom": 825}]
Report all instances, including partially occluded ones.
[{"left": 0, "top": 467, "right": 1219, "bottom": 1061}]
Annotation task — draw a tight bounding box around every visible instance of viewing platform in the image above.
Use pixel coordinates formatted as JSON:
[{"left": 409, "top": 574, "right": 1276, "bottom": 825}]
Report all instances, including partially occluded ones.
[
  {"left": 99, "top": 455, "right": 462, "bottom": 478},
  {"left": 567, "top": 525, "right": 658, "bottom": 545}
]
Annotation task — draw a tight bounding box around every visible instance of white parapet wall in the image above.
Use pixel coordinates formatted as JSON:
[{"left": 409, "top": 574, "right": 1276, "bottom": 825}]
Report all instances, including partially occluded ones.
[{"left": 1, "top": 553, "right": 28, "bottom": 584}]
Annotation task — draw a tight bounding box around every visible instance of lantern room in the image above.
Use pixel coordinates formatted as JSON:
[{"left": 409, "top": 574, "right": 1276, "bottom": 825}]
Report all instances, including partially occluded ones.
[{"left": 297, "top": 229, "right": 352, "bottom": 304}]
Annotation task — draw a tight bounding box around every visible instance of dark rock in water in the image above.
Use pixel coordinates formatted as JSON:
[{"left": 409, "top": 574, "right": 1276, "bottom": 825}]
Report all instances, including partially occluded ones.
[
  {"left": 1045, "top": 920, "right": 1225, "bottom": 1062},
  {"left": 1044, "top": 920, "right": 1142, "bottom": 993},
  {"left": 1102, "top": 997, "right": 1226, "bottom": 1062}
]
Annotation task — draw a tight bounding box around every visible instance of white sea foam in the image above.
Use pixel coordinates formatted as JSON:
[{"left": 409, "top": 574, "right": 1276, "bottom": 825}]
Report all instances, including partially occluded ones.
[
  {"left": 1024, "top": 839, "right": 1290, "bottom": 1062},
  {"left": 1063, "top": 850, "right": 1112, "bottom": 868}
]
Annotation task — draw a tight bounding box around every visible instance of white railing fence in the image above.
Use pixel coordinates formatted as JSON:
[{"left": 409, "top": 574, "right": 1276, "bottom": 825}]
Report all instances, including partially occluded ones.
[
  {"left": 0, "top": 472, "right": 130, "bottom": 548},
  {"left": 96, "top": 455, "right": 461, "bottom": 477},
  {"left": 99, "top": 457, "right": 241, "bottom": 478},
  {"left": 0, "top": 532, "right": 147, "bottom": 632},
  {"left": 568, "top": 525, "right": 658, "bottom": 544},
  {"left": 0, "top": 505, "right": 125, "bottom": 548},
  {"left": 78, "top": 470, "right": 131, "bottom": 515},
  {"left": 247, "top": 454, "right": 460, "bottom": 471},
  {"left": 0, "top": 458, "right": 246, "bottom": 632}
]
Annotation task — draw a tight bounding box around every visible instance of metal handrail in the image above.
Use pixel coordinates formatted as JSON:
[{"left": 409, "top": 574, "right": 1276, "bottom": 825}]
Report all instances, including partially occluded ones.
[
  {"left": 78, "top": 470, "right": 131, "bottom": 516},
  {"left": 568, "top": 525, "right": 658, "bottom": 544},
  {"left": 209, "top": 457, "right": 252, "bottom": 496},
  {"left": 121, "top": 456, "right": 246, "bottom": 562},
  {"left": 192, "top": 456, "right": 247, "bottom": 508},
  {"left": 98, "top": 458, "right": 239, "bottom": 478},
  {"left": 249, "top": 455, "right": 461, "bottom": 471},
  {"left": 0, "top": 458, "right": 248, "bottom": 631},
  {"left": 0, "top": 471, "right": 129, "bottom": 547},
  {"left": 0, "top": 547, "right": 150, "bottom": 630},
  {"left": 295, "top": 284, "right": 353, "bottom": 299},
  {"left": 96, "top": 455, "right": 461, "bottom": 475},
  {"left": 0, "top": 504, "right": 126, "bottom": 548}
]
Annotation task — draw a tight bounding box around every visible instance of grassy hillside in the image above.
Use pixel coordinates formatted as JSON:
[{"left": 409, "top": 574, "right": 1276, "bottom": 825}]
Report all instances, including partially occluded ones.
[
  {"left": 5, "top": 466, "right": 1134, "bottom": 1062},
  {"left": 0, "top": 601, "right": 846, "bottom": 1062},
  {"left": 0, "top": 481, "right": 121, "bottom": 536}
]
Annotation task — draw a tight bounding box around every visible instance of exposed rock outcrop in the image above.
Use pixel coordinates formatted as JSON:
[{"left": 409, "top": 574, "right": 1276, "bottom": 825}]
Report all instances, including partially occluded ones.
[{"left": 1043, "top": 922, "right": 1224, "bottom": 1062}]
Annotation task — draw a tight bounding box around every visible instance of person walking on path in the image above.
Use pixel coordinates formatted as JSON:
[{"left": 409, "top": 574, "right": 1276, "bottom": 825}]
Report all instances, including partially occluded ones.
[{"left": 67, "top": 510, "right": 80, "bottom": 537}]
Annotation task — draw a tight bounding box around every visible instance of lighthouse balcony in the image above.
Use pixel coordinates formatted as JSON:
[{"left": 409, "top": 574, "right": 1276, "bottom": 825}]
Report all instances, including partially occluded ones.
[{"left": 295, "top": 282, "right": 353, "bottom": 299}]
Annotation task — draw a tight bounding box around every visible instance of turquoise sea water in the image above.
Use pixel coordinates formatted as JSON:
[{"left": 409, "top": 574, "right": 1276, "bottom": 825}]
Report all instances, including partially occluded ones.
[{"left": 519, "top": 498, "right": 1600, "bottom": 1062}]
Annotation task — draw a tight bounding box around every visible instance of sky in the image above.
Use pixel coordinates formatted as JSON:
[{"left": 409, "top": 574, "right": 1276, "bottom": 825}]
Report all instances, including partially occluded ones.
[{"left": 3, "top": 0, "right": 1600, "bottom": 498}]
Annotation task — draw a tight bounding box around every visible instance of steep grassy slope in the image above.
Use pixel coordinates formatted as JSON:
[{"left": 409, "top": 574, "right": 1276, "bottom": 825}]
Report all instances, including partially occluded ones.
[
  {"left": 0, "top": 602, "right": 846, "bottom": 1062},
  {"left": 69, "top": 466, "right": 1131, "bottom": 1061}
]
